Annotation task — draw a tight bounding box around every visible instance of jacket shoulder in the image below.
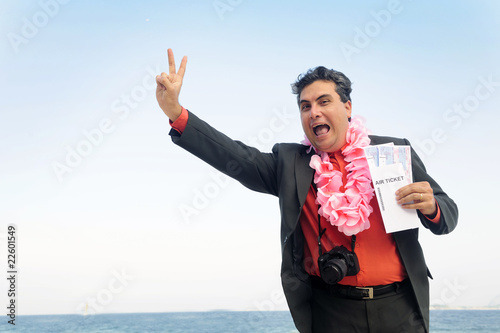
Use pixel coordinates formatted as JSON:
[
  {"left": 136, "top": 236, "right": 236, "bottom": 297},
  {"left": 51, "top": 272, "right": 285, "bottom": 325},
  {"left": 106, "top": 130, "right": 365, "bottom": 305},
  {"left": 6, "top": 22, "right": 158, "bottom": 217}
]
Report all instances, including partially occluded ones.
[
  {"left": 369, "top": 135, "right": 408, "bottom": 145},
  {"left": 272, "top": 142, "right": 310, "bottom": 155}
]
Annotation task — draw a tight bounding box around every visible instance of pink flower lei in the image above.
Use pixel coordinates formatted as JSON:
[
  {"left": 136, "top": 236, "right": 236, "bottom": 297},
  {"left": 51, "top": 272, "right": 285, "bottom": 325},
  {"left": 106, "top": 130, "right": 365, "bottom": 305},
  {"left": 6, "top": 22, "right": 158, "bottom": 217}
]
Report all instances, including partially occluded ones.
[{"left": 301, "top": 117, "right": 375, "bottom": 236}]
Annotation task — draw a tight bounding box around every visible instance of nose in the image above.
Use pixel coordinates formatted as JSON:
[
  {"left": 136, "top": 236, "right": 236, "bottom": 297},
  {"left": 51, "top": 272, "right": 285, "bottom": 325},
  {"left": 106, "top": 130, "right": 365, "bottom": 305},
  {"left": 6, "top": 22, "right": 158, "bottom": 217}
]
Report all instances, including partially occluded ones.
[{"left": 310, "top": 104, "right": 321, "bottom": 118}]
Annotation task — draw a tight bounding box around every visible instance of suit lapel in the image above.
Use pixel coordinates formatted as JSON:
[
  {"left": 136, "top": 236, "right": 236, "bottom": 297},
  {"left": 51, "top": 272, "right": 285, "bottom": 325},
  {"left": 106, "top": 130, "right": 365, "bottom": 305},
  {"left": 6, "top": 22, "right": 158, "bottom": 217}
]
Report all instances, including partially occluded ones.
[{"left": 294, "top": 151, "right": 314, "bottom": 207}]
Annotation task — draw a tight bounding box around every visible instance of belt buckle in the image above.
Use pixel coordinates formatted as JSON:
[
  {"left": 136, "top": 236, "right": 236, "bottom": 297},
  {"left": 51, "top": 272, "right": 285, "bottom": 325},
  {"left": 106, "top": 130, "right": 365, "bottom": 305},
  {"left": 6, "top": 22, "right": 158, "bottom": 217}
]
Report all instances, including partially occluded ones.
[{"left": 356, "top": 286, "right": 374, "bottom": 299}]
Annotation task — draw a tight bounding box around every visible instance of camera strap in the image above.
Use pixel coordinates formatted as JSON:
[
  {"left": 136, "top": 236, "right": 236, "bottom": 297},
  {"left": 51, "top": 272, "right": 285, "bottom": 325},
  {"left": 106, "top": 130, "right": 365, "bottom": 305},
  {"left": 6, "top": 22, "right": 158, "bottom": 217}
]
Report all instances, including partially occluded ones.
[
  {"left": 317, "top": 208, "right": 357, "bottom": 257},
  {"left": 317, "top": 209, "right": 327, "bottom": 257}
]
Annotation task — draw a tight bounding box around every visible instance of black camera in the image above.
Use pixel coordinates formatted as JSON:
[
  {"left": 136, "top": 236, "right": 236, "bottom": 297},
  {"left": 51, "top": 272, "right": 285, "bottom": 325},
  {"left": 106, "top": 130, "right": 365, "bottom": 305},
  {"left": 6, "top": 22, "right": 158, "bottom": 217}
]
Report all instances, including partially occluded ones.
[{"left": 318, "top": 245, "right": 360, "bottom": 285}]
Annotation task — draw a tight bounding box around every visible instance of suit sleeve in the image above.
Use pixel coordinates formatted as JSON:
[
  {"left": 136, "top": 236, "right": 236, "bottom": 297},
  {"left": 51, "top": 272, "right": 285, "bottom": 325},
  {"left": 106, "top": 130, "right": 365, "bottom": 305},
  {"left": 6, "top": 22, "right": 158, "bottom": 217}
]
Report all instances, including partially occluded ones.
[
  {"left": 169, "top": 110, "right": 280, "bottom": 196},
  {"left": 406, "top": 139, "right": 459, "bottom": 235}
]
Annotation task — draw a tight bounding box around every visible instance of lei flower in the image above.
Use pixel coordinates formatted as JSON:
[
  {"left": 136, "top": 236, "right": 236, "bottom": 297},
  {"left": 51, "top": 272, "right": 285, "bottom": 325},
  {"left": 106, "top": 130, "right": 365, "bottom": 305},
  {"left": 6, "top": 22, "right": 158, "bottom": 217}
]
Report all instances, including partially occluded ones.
[{"left": 301, "top": 117, "right": 375, "bottom": 236}]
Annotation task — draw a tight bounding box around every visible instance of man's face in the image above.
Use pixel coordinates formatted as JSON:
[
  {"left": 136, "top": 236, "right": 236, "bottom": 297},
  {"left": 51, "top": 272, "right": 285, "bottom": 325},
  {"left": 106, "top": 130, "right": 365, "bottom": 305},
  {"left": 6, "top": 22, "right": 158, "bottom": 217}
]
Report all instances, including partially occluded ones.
[{"left": 299, "top": 80, "right": 352, "bottom": 153}]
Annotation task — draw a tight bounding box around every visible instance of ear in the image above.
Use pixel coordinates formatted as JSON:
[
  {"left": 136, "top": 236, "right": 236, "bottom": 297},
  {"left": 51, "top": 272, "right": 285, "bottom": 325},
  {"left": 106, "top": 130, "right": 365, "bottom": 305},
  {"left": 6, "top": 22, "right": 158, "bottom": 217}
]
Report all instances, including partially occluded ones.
[{"left": 344, "top": 100, "right": 352, "bottom": 118}]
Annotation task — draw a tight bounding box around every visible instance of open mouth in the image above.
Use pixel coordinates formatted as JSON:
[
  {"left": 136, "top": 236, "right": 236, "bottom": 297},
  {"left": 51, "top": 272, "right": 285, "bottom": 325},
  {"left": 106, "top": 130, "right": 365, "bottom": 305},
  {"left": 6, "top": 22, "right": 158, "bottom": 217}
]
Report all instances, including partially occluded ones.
[{"left": 313, "top": 124, "right": 330, "bottom": 136}]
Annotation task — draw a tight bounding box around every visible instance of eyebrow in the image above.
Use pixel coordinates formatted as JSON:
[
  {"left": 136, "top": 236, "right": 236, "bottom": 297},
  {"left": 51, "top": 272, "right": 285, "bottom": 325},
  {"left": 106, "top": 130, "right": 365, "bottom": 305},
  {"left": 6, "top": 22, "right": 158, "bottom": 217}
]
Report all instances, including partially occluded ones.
[{"left": 299, "top": 94, "right": 333, "bottom": 105}]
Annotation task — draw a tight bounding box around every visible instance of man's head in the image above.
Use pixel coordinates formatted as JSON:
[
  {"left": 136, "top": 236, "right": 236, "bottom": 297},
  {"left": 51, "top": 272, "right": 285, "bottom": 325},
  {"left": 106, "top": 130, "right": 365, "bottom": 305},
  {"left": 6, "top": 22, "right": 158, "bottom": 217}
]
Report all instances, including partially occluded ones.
[
  {"left": 292, "top": 67, "right": 353, "bottom": 153},
  {"left": 292, "top": 66, "right": 352, "bottom": 104}
]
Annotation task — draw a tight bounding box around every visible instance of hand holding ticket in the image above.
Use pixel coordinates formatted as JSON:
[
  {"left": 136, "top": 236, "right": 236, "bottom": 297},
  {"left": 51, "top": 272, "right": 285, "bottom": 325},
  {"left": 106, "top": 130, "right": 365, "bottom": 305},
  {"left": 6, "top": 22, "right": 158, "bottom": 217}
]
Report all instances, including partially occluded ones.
[{"left": 396, "top": 181, "right": 438, "bottom": 217}]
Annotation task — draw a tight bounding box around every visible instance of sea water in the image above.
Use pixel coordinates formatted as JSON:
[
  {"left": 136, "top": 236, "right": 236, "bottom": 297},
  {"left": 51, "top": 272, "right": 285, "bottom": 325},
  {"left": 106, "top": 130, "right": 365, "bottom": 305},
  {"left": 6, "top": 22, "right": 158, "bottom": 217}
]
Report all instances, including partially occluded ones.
[{"left": 1, "top": 310, "right": 499, "bottom": 332}]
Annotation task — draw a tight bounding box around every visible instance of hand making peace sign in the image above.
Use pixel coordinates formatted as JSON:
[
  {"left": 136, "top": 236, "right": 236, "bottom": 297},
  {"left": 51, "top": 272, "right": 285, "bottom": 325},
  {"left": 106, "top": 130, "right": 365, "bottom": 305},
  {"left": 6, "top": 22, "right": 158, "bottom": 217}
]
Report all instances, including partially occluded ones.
[{"left": 156, "top": 48, "right": 188, "bottom": 121}]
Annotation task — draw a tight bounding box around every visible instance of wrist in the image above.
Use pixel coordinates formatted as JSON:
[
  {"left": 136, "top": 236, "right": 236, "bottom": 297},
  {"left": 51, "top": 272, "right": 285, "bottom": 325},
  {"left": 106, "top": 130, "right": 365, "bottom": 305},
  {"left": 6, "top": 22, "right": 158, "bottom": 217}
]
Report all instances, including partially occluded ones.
[{"left": 164, "top": 103, "right": 182, "bottom": 122}]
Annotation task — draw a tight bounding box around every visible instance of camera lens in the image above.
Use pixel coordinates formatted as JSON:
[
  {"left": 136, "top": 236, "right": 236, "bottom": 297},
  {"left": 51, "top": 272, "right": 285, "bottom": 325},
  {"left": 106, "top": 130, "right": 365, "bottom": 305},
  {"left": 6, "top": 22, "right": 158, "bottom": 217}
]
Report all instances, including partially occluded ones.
[{"left": 322, "top": 258, "right": 348, "bottom": 284}]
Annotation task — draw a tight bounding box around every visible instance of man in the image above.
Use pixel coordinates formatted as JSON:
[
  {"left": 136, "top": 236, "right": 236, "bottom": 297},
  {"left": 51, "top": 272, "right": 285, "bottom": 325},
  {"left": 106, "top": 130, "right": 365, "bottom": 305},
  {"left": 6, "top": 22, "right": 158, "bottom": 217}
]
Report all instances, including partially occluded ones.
[{"left": 156, "top": 49, "right": 458, "bottom": 333}]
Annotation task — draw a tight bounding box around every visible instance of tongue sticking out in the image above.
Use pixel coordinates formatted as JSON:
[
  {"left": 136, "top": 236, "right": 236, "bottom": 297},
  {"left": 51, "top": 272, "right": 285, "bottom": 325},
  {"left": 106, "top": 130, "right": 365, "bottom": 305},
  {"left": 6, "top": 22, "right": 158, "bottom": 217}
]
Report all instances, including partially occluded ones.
[{"left": 314, "top": 125, "right": 330, "bottom": 136}]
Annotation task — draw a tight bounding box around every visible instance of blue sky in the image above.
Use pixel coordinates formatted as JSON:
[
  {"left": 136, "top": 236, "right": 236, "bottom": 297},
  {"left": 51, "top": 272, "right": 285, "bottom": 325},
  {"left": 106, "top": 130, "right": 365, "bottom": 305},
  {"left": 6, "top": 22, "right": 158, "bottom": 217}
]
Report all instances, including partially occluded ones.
[{"left": 1, "top": 0, "right": 500, "bottom": 316}]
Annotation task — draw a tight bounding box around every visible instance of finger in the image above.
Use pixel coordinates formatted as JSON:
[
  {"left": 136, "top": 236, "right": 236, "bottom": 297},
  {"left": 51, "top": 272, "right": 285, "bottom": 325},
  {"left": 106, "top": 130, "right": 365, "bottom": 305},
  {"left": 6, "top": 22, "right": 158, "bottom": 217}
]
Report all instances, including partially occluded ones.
[
  {"left": 398, "top": 193, "right": 424, "bottom": 209},
  {"left": 397, "top": 191, "right": 424, "bottom": 205},
  {"left": 400, "top": 201, "right": 420, "bottom": 210},
  {"left": 396, "top": 193, "right": 413, "bottom": 205},
  {"left": 400, "top": 197, "right": 437, "bottom": 216},
  {"left": 177, "top": 55, "right": 188, "bottom": 79},
  {"left": 156, "top": 73, "right": 164, "bottom": 85},
  {"left": 156, "top": 72, "right": 172, "bottom": 88},
  {"left": 156, "top": 74, "right": 165, "bottom": 89},
  {"left": 395, "top": 181, "right": 431, "bottom": 200},
  {"left": 168, "top": 48, "right": 176, "bottom": 75},
  {"left": 156, "top": 76, "right": 166, "bottom": 93},
  {"left": 395, "top": 184, "right": 418, "bottom": 199}
]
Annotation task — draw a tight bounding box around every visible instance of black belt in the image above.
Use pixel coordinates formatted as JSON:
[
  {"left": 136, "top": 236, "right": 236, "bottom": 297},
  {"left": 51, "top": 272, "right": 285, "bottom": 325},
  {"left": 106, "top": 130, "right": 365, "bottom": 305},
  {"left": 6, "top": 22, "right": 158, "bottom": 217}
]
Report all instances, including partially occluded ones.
[{"left": 310, "top": 276, "right": 411, "bottom": 300}]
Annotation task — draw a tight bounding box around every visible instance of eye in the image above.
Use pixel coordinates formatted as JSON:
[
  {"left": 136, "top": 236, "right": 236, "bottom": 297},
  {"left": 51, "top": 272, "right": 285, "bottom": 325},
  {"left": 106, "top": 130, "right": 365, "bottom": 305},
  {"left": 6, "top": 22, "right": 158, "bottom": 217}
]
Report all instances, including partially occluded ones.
[
  {"left": 301, "top": 104, "right": 311, "bottom": 111},
  {"left": 320, "top": 99, "right": 330, "bottom": 105}
]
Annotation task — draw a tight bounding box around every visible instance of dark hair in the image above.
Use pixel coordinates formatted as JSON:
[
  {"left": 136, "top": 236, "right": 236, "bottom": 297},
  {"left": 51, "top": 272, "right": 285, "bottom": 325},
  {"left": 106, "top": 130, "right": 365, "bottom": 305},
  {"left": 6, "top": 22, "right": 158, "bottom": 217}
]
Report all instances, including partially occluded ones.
[{"left": 291, "top": 66, "right": 352, "bottom": 104}]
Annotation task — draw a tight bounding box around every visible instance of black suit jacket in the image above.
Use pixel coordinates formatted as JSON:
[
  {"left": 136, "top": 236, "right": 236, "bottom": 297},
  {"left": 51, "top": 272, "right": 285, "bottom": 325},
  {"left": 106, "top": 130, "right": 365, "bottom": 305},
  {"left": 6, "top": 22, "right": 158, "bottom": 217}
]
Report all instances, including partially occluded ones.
[{"left": 170, "top": 111, "right": 459, "bottom": 333}]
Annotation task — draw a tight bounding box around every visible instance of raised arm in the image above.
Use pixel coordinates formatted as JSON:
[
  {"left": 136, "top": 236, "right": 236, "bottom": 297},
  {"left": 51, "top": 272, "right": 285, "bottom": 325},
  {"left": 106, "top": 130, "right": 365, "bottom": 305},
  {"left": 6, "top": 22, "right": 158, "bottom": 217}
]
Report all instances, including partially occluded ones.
[{"left": 156, "top": 48, "right": 187, "bottom": 122}]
